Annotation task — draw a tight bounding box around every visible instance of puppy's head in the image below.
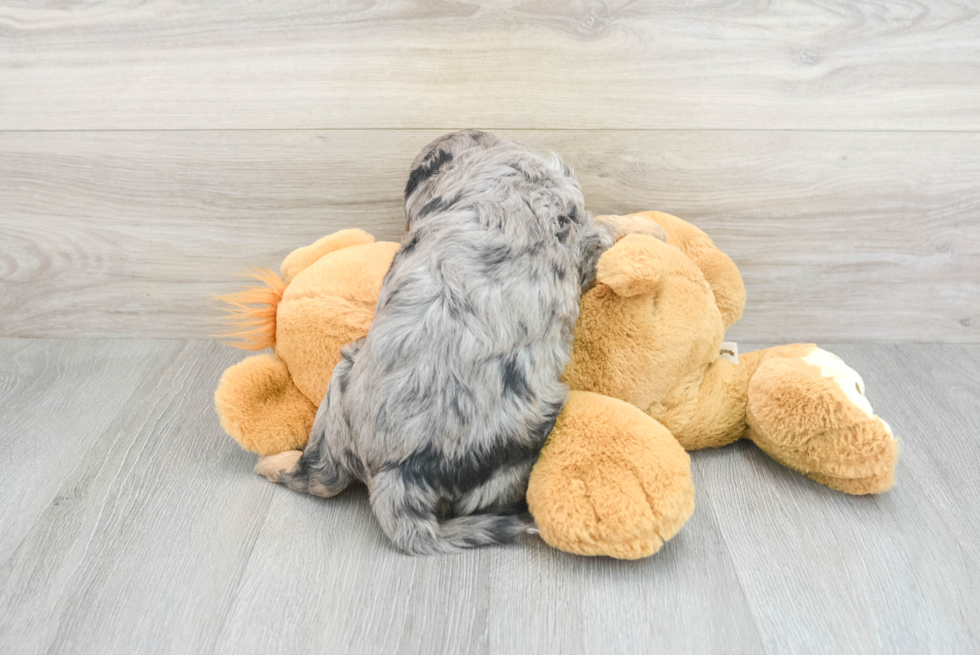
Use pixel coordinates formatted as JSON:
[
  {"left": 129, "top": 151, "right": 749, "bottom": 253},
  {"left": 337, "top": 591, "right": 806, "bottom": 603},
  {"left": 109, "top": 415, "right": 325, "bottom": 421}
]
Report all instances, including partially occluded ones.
[
  {"left": 405, "top": 133, "right": 589, "bottom": 244},
  {"left": 404, "top": 131, "right": 500, "bottom": 225},
  {"left": 513, "top": 150, "right": 589, "bottom": 245}
]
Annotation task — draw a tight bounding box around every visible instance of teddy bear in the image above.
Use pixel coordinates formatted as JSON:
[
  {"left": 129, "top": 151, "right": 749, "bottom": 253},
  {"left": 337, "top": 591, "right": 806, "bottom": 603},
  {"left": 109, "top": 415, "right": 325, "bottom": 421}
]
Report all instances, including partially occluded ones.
[
  {"left": 528, "top": 211, "right": 898, "bottom": 556},
  {"left": 215, "top": 212, "right": 897, "bottom": 559}
]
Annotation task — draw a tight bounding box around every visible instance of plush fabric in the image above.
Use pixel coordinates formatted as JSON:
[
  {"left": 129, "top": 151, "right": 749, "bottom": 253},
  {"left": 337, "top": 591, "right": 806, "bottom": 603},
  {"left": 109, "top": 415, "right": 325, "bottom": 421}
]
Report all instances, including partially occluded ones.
[
  {"left": 526, "top": 391, "right": 694, "bottom": 559},
  {"left": 215, "top": 211, "right": 898, "bottom": 558},
  {"left": 214, "top": 354, "right": 315, "bottom": 455}
]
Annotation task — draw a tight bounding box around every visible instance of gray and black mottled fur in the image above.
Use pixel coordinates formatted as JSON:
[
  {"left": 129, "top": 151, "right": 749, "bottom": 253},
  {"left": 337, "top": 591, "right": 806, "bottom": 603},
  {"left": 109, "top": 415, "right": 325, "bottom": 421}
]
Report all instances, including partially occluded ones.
[{"left": 275, "top": 131, "right": 618, "bottom": 554}]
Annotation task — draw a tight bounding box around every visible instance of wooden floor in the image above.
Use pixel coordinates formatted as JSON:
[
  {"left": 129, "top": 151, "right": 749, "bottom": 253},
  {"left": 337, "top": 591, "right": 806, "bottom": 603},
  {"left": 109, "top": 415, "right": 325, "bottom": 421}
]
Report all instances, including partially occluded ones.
[{"left": 0, "top": 338, "right": 977, "bottom": 654}]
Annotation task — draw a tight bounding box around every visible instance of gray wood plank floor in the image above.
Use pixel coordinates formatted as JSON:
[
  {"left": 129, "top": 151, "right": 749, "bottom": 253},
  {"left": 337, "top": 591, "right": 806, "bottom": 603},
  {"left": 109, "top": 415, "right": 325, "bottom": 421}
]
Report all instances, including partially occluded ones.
[{"left": 0, "top": 339, "right": 977, "bottom": 654}]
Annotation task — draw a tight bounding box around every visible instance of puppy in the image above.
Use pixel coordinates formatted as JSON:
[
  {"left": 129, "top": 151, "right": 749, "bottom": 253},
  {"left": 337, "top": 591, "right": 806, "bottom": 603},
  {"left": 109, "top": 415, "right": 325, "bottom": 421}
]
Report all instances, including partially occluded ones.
[{"left": 259, "top": 131, "right": 664, "bottom": 554}]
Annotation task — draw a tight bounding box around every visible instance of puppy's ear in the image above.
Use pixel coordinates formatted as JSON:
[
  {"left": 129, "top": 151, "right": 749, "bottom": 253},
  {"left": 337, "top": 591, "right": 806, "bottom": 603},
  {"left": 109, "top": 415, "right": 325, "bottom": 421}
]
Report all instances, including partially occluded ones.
[
  {"left": 405, "top": 130, "right": 500, "bottom": 203},
  {"left": 596, "top": 235, "right": 668, "bottom": 297},
  {"left": 405, "top": 148, "right": 453, "bottom": 202},
  {"left": 544, "top": 151, "right": 574, "bottom": 178}
]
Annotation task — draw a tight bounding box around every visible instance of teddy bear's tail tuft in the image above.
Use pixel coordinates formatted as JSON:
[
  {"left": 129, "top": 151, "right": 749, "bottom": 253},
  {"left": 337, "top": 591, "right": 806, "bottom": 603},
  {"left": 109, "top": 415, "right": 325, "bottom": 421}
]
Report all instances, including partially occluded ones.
[{"left": 216, "top": 268, "right": 287, "bottom": 351}]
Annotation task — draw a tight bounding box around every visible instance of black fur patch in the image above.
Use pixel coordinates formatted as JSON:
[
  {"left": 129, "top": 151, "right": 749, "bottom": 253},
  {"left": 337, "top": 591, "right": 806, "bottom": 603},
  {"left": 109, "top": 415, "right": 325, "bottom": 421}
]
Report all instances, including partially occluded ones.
[
  {"left": 298, "top": 435, "right": 322, "bottom": 469},
  {"left": 482, "top": 244, "right": 513, "bottom": 268},
  {"left": 500, "top": 356, "right": 533, "bottom": 401},
  {"left": 400, "top": 493, "right": 432, "bottom": 519},
  {"left": 342, "top": 449, "right": 366, "bottom": 482},
  {"left": 554, "top": 206, "right": 578, "bottom": 243},
  {"left": 395, "top": 440, "right": 542, "bottom": 496},
  {"left": 442, "top": 291, "right": 463, "bottom": 320},
  {"left": 528, "top": 400, "right": 564, "bottom": 444},
  {"left": 577, "top": 228, "right": 607, "bottom": 290},
  {"left": 490, "top": 498, "right": 530, "bottom": 515},
  {"left": 336, "top": 364, "right": 352, "bottom": 394},
  {"left": 418, "top": 194, "right": 458, "bottom": 218},
  {"left": 435, "top": 497, "right": 453, "bottom": 521},
  {"left": 400, "top": 232, "right": 420, "bottom": 256},
  {"left": 405, "top": 149, "right": 454, "bottom": 199},
  {"left": 335, "top": 343, "right": 359, "bottom": 393}
]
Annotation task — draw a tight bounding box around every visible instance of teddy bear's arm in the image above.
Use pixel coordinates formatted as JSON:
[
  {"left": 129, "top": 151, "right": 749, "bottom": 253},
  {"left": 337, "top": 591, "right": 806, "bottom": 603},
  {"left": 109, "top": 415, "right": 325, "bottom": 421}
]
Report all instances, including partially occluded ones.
[
  {"left": 280, "top": 229, "right": 376, "bottom": 284},
  {"left": 743, "top": 345, "right": 898, "bottom": 494}
]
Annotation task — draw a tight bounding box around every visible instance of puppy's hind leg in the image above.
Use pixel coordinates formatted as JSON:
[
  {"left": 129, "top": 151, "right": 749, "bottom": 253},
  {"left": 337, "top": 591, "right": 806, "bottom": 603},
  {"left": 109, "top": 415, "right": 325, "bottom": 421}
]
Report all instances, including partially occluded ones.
[
  {"left": 255, "top": 450, "right": 303, "bottom": 482},
  {"left": 256, "top": 427, "right": 355, "bottom": 498},
  {"left": 283, "top": 430, "right": 355, "bottom": 497},
  {"left": 259, "top": 339, "right": 363, "bottom": 497},
  {"left": 257, "top": 399, "right": 355, "bottom": 498}
]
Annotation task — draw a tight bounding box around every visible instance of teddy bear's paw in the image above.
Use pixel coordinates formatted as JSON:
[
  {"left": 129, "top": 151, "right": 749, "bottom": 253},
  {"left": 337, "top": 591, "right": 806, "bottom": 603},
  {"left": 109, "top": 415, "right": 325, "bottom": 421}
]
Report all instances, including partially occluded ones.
[
  {"left": 214, "top": 354, "right": 317, "bottom": 456},
  {"left": 746, "top": 347, "right": 898, "bottom": 495},
  {"left": 527, "top": 392, "right": 695, "bottom": 559},
  {"left": 804, "top": 467, "right": 895, "bottom": 495}
]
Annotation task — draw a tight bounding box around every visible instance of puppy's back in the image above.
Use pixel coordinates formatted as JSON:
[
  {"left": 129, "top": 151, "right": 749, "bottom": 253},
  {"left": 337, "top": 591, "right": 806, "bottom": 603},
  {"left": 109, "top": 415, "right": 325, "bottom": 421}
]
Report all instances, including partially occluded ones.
[{"left": 351, "top": 137, "right": 594, "bottom": 554}]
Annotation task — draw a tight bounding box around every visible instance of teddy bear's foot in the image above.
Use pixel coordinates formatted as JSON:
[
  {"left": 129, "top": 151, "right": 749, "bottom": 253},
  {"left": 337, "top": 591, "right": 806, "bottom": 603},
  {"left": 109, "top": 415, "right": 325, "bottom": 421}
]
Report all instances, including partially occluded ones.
[
  {"left": 746, "top": 346, "right": 898, "bottom": 495},
  {"left": 214, "top": 353, "right": 317, "bottom": 455},
  {"left": 805, "top": 467, "right": 895, "bottom": 495},
  {"left": 527, "top": 391, "right": 695, "bottom": 559}
]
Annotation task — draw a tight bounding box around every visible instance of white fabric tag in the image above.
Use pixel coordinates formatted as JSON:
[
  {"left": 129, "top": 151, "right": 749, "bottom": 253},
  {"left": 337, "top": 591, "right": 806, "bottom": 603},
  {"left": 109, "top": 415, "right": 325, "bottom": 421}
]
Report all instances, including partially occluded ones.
[{"left": 720, "top": 341, "right": 739, "bottom": 364}]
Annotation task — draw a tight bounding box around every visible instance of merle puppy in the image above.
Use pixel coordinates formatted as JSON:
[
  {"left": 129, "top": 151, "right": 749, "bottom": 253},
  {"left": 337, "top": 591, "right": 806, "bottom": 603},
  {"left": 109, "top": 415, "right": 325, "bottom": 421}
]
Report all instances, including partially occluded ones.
[{"left": 258, "top": 131, "right": 664, "bottom": 554}]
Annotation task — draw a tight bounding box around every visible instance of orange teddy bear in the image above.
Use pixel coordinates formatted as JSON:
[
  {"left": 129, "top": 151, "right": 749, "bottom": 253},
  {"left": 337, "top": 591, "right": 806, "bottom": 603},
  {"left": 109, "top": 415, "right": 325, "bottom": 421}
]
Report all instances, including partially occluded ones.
[{"left": 216, "top": 212, "right": 897, "bottom": 559}]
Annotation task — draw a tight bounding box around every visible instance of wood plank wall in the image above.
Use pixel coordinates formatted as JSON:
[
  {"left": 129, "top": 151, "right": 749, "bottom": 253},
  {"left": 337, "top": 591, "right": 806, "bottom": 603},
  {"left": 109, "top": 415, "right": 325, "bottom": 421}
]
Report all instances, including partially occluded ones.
[{"left": 1, "top": 1, "right": 978, "bottom": 342}]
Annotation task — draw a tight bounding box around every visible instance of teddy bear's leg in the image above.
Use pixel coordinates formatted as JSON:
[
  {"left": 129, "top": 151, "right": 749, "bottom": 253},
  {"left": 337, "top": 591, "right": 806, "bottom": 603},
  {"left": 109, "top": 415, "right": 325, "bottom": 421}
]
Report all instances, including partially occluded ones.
[
  {"left": 214, "top": 353, "right": 317, "bottom": 456},
  {"left": 527, "top": 391, "right": 695, "bottom": 559},
  {"left": 744, "top": 345, "right": 898, "bottom": 494}
]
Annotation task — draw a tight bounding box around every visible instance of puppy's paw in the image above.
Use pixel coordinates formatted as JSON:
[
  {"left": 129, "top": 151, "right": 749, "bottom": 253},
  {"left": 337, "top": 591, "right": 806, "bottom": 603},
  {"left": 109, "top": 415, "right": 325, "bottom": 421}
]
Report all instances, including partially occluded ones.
[
  {"left": 255, "top": 450, "right": 302, "bottom": 482},
  {"left": 595, "top": 214, "right": 667, "bottom": 243}
]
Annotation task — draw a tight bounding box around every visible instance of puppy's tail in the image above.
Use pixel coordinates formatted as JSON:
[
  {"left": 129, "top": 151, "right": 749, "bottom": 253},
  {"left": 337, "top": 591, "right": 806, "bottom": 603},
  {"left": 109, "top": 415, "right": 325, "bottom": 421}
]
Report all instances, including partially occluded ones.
[{"left": 369, "top": 468, "right": 532, "bottom": 555}]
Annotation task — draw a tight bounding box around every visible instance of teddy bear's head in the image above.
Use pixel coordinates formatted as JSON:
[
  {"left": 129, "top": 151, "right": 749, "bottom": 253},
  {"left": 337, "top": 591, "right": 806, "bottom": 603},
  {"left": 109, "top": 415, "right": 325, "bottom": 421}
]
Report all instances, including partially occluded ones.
[
  {"left": 219, "top": 229, "right": 400, "bottom": 412},
  {"left": 563, "top": 212, "right": 746, "bottom": 412}
]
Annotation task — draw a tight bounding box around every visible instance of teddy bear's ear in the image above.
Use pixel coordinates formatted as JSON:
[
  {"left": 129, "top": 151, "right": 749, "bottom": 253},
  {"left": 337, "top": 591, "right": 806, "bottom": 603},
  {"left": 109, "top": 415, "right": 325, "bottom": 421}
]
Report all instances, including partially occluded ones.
[
  {"left": 596, "top": 235, "right": 668, "bottom": 297},
  {"left": 281, "top": 229, "right": 375, "bottom": 284},
  {"left": 630, "top": 212, "right": 746, "bottom": 328}
]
